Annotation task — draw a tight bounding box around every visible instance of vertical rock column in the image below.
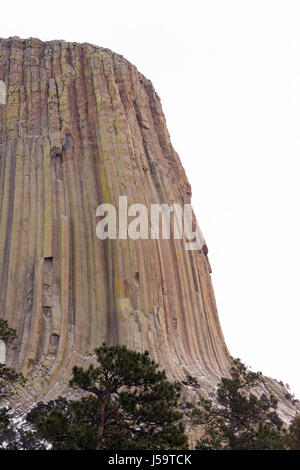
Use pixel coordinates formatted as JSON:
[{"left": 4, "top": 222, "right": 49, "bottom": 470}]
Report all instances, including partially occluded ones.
[{"left": 0, "top": 37, "right": 230, "bottom": 403}]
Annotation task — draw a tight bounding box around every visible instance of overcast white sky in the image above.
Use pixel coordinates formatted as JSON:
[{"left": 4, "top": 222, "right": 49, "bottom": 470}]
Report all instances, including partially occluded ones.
[{"left": 1, "top": 1, "right": 299, "bottom": 397}]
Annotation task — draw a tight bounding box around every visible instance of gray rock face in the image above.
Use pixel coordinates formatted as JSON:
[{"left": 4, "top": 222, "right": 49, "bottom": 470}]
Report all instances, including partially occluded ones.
[
  {"left": 0, "top": 340, "right": 5, "bottom": 364},
  {"left": 0, "top": 80, "right": 5, "bottom": 105},
  {"left": 4, "top": 37, "right": 297, "bottom": 426},
  {"left": 0, "top": 37, "right": 230, "bottom": 404}
]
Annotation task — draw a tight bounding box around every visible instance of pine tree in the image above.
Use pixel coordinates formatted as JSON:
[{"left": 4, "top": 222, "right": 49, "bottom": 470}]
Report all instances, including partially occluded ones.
[
  {"left": 191, "top": 358, "right": 285, "bottom": 450},
  {"left": 27, "top": 344, "right": 187, "bottom": 450},
  {"left": 286, "top": 415, "right": 300, "bottom": 450},
  {"left": 0, "top": 320, "right": 26, "bottom": 447}
]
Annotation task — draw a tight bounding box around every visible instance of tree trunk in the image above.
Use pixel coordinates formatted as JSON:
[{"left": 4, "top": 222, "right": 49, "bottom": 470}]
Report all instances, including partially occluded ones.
[{"left": 96, "top": 401, "right": 105, "bottom": 450}]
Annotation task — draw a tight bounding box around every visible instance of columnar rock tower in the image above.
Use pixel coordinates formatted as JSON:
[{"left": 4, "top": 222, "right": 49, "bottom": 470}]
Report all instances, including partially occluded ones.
[{"left": 0, "top": 37, "right": 230, "bottom": 402}]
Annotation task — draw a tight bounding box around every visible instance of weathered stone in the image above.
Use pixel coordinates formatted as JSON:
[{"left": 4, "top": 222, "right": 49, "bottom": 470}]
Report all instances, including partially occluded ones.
[
  {"left": 0, "top": 37, "right": 296, "bottom": 421},
  {"left": 0, "top": 81, "right": 5, "bottom": 105},
  {"left": 0, "top": 340, "right": 5, "bottom": 364}
]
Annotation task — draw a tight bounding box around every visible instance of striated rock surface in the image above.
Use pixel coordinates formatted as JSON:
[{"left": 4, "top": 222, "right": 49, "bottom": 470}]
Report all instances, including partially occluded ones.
[{"left": 0, "top": 36, "right": 240, "bottom": 407}]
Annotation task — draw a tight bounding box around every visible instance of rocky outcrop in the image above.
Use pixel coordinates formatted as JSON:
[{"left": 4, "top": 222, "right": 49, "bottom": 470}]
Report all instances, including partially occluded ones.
[{"left": 0, "top": 37, "right": 230, "bottom": 405}]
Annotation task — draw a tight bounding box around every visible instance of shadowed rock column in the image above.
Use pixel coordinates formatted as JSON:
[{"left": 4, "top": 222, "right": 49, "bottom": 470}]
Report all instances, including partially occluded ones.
[{"left": 0, "top": 37, "right": 230, "bottom": 404}]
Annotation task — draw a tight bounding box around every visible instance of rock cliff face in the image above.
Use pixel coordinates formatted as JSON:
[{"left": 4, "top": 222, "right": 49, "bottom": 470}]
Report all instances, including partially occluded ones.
[{"left": 0, "top": 37, "right": 231, "bottom": 404}]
